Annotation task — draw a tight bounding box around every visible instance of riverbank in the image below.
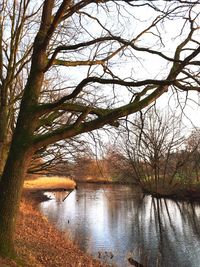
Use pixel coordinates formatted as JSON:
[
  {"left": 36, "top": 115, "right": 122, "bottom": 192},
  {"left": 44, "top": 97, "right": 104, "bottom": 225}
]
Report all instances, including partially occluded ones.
[
  {"left": 0, "top": 177, "right": 108, "bottom": 267},
  {"left": 142, "top": 181, "right": 200, "bottom": 202}
]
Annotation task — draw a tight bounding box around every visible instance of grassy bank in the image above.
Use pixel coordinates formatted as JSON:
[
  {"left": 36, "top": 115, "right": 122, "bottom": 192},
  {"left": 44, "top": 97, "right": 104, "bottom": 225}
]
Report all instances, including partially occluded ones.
[{"left": 0, "top": 177, "right": 107, "bottom": 267}]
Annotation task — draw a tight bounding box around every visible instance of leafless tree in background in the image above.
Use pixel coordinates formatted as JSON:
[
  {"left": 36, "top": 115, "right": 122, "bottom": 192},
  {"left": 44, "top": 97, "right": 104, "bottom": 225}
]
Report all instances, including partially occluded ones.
[
  {"left": 121, "top": 108, "right": 200, "bottom": 196},
  {"left": 122, "top": 109, "right": 186, "bottom": 191}
]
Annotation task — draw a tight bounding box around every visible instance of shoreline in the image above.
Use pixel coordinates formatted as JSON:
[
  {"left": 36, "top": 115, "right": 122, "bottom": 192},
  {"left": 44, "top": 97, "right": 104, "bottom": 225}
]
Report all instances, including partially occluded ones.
[
  {"left": 76, "top": 180, "right": 200, "bottom": 202},
  {"left": 0, "top": 182, "right": 108, "bottom": 267},
  {"left": 22, "top": 188, "right": 74, "bottom": 204},
  {"left": 20, "top": 189, "right": 107, "bottom": 267},
  {"left": 75, "top": 179, "right": 136, "bottom": 186},
  {"left": 143, "top": 189, "right": 200, "bottom": 202}
]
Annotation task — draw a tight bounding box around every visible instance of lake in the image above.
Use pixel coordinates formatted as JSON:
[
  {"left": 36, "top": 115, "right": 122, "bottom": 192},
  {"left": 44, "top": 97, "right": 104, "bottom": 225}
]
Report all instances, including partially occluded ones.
[{"left": 39, "top": 183, "right": 200, "bottom": 267}]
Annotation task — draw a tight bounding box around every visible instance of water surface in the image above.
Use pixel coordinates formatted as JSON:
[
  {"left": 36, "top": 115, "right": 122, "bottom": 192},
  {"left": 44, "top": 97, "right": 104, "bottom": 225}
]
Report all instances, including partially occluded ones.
[{"left": 39, "top": 183, "right": 200, "bottom": 266}]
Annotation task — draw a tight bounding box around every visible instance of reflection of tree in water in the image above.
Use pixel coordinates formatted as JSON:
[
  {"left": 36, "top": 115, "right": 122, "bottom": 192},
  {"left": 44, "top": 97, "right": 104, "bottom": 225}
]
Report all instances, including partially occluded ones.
[
  {"left": 174, "top": 200, "right": 200, "bottom": 237},
  {"left": 134, "top": 197, "right": 200, "bottom": 267},
  {"left": 105, "top": 192, "right": 200, "bottom": 266},
  {"left": 40, "top": 185, "right": 200, "bottom": 267}
]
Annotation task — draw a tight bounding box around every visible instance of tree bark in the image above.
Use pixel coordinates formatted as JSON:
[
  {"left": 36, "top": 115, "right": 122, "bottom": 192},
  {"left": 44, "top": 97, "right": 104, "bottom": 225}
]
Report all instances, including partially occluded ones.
[
  {"left": 0, "top": 87, "right": 9, "bottom": 174},
  {"left": 0, "top": 141, "right": 9, "bottom": 176},
  {"left": 0, "top": 139, "right": 33, "bottom": 257}
]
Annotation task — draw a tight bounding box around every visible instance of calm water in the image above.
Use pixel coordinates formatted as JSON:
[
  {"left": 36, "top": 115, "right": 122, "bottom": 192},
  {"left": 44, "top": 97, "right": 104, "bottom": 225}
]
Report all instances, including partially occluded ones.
[{"left": 39, "top": 183, "right": 200, "bottom": 267}]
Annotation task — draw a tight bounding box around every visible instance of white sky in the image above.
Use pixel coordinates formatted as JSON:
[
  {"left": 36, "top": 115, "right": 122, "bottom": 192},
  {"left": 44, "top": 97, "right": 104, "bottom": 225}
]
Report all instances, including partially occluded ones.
[{"left": 47, "top": 1, "right": 200, "bottom": 131}]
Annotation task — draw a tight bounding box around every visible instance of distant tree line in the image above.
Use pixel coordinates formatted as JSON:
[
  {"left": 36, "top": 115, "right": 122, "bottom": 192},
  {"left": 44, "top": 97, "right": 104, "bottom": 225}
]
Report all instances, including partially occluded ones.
[{"left": 36, "top": 110, "right": 200, "bottom": 190}]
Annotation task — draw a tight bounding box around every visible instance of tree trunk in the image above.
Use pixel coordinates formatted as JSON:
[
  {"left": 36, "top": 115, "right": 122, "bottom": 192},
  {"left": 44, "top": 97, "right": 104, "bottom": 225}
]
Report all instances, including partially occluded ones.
[
  {"left": 0, "top": 30, "right": 50, "bottom": 258},
  {"left": 0, "top": 142, "right": 9, "bottom": 175},
  {"left": 0, "top": 134, "right": 33, "bottom": 257},
  {"left": 0, "top": 82, "right": 38, "bottom": 257},
  {"left": 0, "top": 137, "right": 10, "bottom": 176},
  {"left": 0, "top": 0, "right": 61, "bottom": 258},
  {"left": 0, "top": 91, "right": 9, "bottom": 175}
]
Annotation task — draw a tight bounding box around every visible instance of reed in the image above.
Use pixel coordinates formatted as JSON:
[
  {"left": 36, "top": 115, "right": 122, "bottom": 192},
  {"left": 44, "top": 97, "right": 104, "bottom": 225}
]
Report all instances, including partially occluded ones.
[{"left": 24, "top": 176, "right": 76, "bottom": 190}]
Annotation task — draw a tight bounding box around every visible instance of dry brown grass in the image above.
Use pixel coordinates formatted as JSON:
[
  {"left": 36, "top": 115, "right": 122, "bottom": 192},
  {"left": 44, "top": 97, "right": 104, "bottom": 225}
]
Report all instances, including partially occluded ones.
[
  {"left": 0, "top": 196, "right": 108, "bottom": 267},
  {"left": 24, "top": 176, "right": 76, "bottom": 191}
]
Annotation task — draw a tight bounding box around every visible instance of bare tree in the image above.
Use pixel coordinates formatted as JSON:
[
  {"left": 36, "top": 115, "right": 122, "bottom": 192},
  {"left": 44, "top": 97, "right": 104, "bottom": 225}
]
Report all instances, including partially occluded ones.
[
  {"left": 0, "top": 0, "right": 200, "bottom": 258},
  {"left": 0, "top": 1, "right": 40, "bottom": 172},
  {"left": 182, "top": 129, "right": 200, "bottom": 182},
  {"left": 28, "top": 137, "right": 88, "bottom": 175},
  {"left": 122, "top": 109, "right": 187, "bottom": 194}
]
